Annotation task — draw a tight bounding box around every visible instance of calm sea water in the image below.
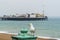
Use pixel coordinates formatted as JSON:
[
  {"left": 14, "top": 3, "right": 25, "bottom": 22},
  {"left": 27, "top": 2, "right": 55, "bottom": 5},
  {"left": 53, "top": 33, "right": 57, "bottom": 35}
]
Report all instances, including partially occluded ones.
[{"left": 0, "top": 18, "right": 60, "bottom": 38}]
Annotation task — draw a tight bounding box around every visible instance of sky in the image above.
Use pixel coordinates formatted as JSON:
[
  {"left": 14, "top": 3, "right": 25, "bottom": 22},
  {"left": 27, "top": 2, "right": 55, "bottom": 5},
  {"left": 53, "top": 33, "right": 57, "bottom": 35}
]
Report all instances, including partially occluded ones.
[{"left": 0, "top": 0, "right": 60, "bottom": 18}]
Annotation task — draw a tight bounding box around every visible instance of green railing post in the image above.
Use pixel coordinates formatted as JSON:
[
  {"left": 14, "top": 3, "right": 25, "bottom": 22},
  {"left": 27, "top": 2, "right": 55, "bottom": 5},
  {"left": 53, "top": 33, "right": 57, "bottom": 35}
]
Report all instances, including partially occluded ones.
[{"left": 12, "top": 29, "right": 37, "bottom": 40}]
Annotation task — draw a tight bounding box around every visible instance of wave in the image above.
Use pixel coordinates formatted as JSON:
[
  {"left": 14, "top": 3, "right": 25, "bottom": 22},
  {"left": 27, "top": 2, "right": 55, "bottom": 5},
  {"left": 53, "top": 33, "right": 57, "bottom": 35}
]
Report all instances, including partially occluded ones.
[
  {"left": 0, "top": 31, "right": 18, "bottom": 35},
  {"left": 37, "top": 36, "right": 60, "bottom": 40}
]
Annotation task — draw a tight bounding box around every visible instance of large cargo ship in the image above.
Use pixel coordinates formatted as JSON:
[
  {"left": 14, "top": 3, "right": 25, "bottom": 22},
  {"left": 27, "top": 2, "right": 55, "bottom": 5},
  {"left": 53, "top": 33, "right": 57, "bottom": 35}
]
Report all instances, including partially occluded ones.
[{"left": 1, "top": 13, "right": 48, "bottom": 21}]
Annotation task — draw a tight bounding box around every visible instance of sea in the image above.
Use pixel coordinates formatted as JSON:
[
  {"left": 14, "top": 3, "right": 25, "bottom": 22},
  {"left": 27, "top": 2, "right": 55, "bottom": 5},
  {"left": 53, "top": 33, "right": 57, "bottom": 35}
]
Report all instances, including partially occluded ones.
[{"left": 0, "top": 18, "right": 60, "bottom": 38}]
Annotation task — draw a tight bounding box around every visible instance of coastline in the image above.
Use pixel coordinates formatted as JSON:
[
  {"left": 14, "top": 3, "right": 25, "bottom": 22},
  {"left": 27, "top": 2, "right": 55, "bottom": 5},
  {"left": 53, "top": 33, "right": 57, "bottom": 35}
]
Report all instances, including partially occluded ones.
[{"left": 0, "top": 31, "right": 59, "bottom": 40}]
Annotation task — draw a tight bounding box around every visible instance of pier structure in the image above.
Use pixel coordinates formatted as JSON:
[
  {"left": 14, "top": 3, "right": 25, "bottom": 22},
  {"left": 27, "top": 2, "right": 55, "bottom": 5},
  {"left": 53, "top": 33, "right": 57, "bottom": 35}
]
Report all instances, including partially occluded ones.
[{"left": 0, "top": 13, "right": 48, "bottom": 21}]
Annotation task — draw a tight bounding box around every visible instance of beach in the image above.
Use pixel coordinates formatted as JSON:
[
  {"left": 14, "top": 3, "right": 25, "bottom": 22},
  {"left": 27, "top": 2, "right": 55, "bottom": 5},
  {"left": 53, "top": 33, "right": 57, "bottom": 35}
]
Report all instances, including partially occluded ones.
[
  {"left": 0, "top": 33, "right": 52, "bottom": 40},
  {"left": 0, "top": 33, "right": 12, "bottom": 40},
  {"left": 0, "top": 33, "right": 18, "bottom": 40},
  {"left": 0, "top": 33, "right": 59, "bottom": 40}
]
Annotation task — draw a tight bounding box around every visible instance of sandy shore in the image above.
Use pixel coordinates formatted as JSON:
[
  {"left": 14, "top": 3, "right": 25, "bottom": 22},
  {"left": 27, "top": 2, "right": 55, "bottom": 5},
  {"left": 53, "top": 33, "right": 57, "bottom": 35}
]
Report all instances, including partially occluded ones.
[
  {"left": 0, "top": 33, "right": 58, "bottom": 40},
  {"left": 0, "top": 33, "right": 15, "bottom": 40}
]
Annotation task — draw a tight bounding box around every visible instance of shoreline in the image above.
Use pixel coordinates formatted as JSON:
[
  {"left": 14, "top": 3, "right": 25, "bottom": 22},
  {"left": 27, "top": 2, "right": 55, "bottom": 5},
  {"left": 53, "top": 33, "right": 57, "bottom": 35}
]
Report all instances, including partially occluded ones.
[{"left": 0, "top": 31, "right": 60, "bottom": 40}]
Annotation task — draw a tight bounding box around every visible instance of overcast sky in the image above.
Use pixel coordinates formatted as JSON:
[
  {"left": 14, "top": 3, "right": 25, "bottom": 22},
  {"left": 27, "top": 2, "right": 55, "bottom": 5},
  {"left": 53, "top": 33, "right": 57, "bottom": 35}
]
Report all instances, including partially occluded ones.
[{"left": 0, "top": 0, "right": 60, "bottom": 18}]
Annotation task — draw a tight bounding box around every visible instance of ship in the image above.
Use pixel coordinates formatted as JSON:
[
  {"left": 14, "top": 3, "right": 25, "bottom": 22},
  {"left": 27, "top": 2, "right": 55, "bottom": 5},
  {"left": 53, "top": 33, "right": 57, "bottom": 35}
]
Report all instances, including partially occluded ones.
[{"left": 1, "top": 13, "right": 48, "bottom": 21}]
